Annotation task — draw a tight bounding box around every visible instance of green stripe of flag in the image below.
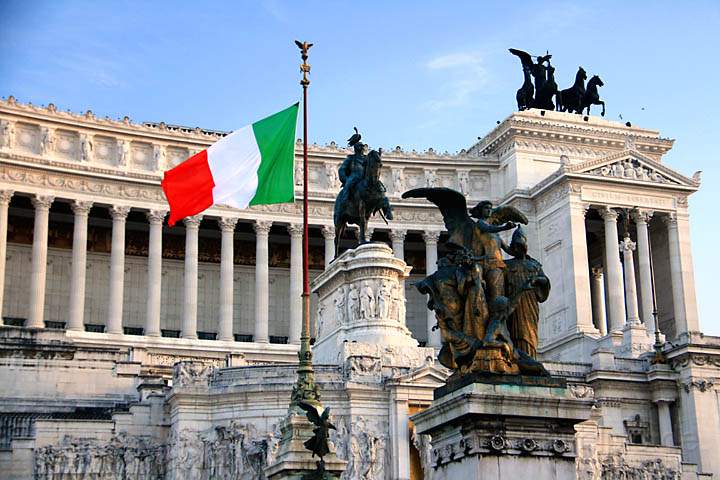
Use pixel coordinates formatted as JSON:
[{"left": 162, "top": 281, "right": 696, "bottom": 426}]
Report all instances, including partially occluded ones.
[{"left": 249, "top": 102, "right": 299, "bottom": 206}]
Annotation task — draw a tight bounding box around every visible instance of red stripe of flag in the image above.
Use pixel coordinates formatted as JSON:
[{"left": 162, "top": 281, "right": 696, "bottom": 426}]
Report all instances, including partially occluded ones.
[{"left": 161, "top": 150, "right": 215, "bottom": 226}]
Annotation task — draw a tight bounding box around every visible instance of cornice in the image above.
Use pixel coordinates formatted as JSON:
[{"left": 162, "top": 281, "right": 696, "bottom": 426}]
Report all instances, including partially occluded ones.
[
  {"left": 470, "top": 109, "right": 674, "bottom": 157},
  {"left": 0, "top": 96, "right": 495, "bottom": 166}
]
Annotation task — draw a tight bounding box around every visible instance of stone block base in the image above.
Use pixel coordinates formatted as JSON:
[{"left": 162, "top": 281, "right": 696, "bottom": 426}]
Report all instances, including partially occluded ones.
[
  {"left": 411, "top": 377, "right": 593, "bottom": 479},
  {"left": 265, "top": 413, "right": 346, "bottom": 480}
]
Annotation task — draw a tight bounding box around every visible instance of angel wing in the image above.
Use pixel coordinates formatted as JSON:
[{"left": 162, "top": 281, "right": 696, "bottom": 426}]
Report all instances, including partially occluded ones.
[
  {"left": 488, "top": 205, "right": 528, "bottom": 226},
  {"left": 509, "top": 48, "right": 533, "bottom": 69},
  {"left": 298, "top": 401, "right": 322, "bottom": 426},
  {"left": 402, "top": 188, "right": 472, "bottom": 236}
]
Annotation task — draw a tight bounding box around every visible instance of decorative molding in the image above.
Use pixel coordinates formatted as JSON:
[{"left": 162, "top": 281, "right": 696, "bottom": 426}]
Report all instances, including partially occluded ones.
[{"left": 681, "top": 378, "right": 715, "bottom": 393}]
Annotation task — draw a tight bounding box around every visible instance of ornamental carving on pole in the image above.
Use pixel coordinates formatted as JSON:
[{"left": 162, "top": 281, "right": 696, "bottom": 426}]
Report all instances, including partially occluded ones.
[{"left": 402, "top": 187, "right": 551, "bottom": 378}]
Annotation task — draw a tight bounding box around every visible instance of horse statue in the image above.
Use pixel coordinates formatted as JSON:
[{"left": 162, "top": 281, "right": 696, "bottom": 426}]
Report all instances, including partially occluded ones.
[
  {"left": 534, "top": 63, "right": 557, "bottom": 110},
  {"left": 515, "top": 64, "right": 534, "bottom": 111},
  {"left": 333, "top": 147, "right": 393, "bottom": 257},
  {"left": 581, "top": 75, "right": 605, "bottom": 116},
  {"left": 557, "top": 66, "right": 587, "bottom": 114}
]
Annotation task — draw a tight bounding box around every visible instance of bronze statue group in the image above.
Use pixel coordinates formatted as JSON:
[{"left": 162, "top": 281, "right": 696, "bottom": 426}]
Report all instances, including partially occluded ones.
[{"left": 510, "top": 48, "right": 606, "bottom": 117}]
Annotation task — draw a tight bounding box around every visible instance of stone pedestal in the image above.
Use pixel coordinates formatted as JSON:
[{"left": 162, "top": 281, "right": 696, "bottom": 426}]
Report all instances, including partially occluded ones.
[
  {"left": 311, "top": 243, "right": 420, "bottom": 365},
  {"left": 265, "top": 412, "right": 347, "bottom": 480},
  {"left": 411, "top": 376, "right": 593, "bottom": 479}
]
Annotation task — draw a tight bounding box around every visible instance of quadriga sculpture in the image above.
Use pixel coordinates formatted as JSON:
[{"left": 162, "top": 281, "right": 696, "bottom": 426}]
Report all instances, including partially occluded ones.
[{"left": 402, "top": 187, "right": 551, "bottom": 378}]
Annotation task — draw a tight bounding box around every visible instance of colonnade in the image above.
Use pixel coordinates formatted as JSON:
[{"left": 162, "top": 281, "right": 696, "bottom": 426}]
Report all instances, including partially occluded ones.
[
  {"left": 590, "top": 206, "right": 693, "bottom": 337},
  {"left": 0, "top": 191, "right": 442, "bottom": 345}
]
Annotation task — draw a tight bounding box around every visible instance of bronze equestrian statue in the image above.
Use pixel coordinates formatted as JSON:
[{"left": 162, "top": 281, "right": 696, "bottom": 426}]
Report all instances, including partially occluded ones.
[{"left": 333, "top": 129, "right": 392, "bottom": 257}]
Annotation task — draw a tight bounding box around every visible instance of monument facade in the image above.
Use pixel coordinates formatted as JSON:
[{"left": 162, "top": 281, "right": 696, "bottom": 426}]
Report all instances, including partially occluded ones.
[{"left": 0, "top": 96, "right": 717, "bottom": 479}]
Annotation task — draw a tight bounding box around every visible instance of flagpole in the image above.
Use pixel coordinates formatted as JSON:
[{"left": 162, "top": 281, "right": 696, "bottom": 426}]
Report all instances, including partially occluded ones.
[{"left": 291, "top": 40, "right": 320, "bottom": 409}]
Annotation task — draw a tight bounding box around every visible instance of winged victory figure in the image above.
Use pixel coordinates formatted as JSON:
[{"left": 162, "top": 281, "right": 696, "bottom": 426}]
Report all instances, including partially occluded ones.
[
  {"left": 401, "top": 188, "right": 541, "bottom": 376},
  {"left": 298, "top": 401, "right": 336, "bottom": 460}
]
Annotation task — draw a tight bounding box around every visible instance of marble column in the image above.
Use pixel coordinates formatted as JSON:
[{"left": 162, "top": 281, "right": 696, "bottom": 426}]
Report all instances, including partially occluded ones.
[
  {"left": 321, "top": 225, "right": 335, "bottom": 268},
  {"left": 600, "top": 207, "right": 625, "bottom": 332},
  {"left": 633, "top": 209, "right": 656, "bottom": 334},
  {"left": 591, "top": 267, "right": 607, "bottom": 335},
  {"left": 657, "top": 400, "right": 674, "bottom": 447},
  {"left": 218, "top": 217, "right": 238, "bottom": 342},
  {"left": 182, "top": 215, "right": 201, "bottom": 339},
  {"left": 389, "top": 229, "right": 406, "bottom": 261},
  {"left": 423, "top": 230, "right": 441, "bottom": 348},
  {"left": 664, "top": 213, "right": 699, "bottom": 334},
  {"left": 288, "top": 223, "right": 303, "bottom": 345},
  {"left": 620, "top": 236, "right": 640, "bottom": 325},
  {"left": 0, "top": 190, "right": 13, "bottom": 324},
  {"left": 106, "top": 205, "right": 130, "bottom": 334},
  {"left": 389, "top": 394, "right": 411, "bottom": 480},
  {"left": 67, "top": 200, "right": 93, "bottom": 331},
  {"left": 27, "top": 195, "right": 54, "bottom": 328},
  {"left": 145, "top": 210, "right": 166, "bottom": 337},
  {"left": 568, "top": 201, "right": 596, "bottom": 331},
  {"left": 254, "top": 220, "right": 272, "bottom": 343}
]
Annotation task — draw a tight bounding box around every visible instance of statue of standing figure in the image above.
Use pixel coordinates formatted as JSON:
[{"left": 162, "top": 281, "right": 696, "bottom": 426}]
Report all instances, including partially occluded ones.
[{"left": 403, "top": 187, "right": 551, "bottom": 377}]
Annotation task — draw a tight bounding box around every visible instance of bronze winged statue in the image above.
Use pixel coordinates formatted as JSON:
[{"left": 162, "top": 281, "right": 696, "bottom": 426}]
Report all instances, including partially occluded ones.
[
  {"left": 402, "top": 188, "right": 549, "bottom": 377},
  {"left": 298, "top": 401, "right": 336, "bottom": 460},
  {"left": 510, "top": 48, "right": 554, "bottom": 110}
]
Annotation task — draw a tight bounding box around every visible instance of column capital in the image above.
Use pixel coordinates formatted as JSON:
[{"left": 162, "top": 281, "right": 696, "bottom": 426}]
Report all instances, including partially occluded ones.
[
  {"left": 146, "top": 209, "right": 168, "bottom": 225},
  {"left": 253, "top": 219, "right": 273, "bottom": 235},
  {"left": 599, "top": 206, "right": 619, "bottom": 222},
  {"left": 571, "top": 201, "right": 591, "bottom": 216},
  {"left": 71, "top": 200, "right": 93, "bottom": 216},
  {"left": 109, "top": 205, "right": 130, "bottom": 220},
  {"left": 389, "top": 229, "right": 407, "bottom": 242},
  {"left": 631, "top": 209, "right": 653, "bottom": 224},
  {"left": 591, "top": 266, "right": 604, "bottom": 279},
  {"left": 183, "top": 215, "right": 202, "bottom": 229},
  {"left": 662, "top": 212, "right": 678, "bottom": 228},
  {"left": 287, "top": 223, "right": 303, "bottom": 238},
  {"left": 422, "top": 230, "right": 441, "bottom": 244},
  {"left": 31, "top": 194, "right": 54, "bottom": 210},
  {"left": 218, "top": 216, "right": 239, "bottom": 232},
  {"left": 321, "top": 224, "right": 335, "bottom": 239},
  {"left": 620, "top": 235, "right": 636, "bottom": 253},
  {"left": 0, "top": 190, "right": 13, "bottom": 205}
]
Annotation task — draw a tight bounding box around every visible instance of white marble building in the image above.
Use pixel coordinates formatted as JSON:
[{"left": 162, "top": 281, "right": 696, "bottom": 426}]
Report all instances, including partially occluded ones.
[{"left": 0, "top": 96, "right": 718, "bottom": 479}]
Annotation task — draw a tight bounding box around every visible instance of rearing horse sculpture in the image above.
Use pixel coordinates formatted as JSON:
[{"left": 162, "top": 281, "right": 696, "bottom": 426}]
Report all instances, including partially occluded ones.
[
  {"left": 581, "top": 75, "right": 605, "bottom": 116},
  {"left": 557, "top": 67, "right": 587, "bottom": 114},
  {"left": 333, "top": 149, "right": 393, "bottom": 257}
]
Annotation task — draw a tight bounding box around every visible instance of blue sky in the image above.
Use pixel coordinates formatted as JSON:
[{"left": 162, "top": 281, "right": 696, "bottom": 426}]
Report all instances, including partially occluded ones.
[{"left": 1, "top": 1, "right": 718, "bottom": 335}]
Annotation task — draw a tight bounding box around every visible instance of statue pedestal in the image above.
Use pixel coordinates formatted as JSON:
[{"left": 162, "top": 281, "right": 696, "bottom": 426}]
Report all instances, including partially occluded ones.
[
  {"left": 411, "top": 375, "right": 593, "bottom": 480},
  {"left": 265, "top": 412, "right": 347, "bottom": 480},
  {"left": 311, "top": 243, "right": 427, "bottom": 366}
]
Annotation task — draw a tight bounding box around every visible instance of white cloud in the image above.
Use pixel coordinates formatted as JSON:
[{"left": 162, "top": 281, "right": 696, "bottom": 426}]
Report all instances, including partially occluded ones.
[{"left": 422, "top": 51, "right": 489, "bottom": 111}]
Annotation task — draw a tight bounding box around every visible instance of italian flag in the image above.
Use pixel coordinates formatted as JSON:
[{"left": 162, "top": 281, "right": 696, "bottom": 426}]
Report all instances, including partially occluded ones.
[{"left": 162, "top": 103, "right": 299, "bottom": 226}]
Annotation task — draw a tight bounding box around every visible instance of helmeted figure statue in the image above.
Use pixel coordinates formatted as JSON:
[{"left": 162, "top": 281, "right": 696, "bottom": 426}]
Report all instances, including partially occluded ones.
[
  {"left": 504, "top": 227, "right": 550, "bottom": 359},
  {"left": 403, "top": 187, "right": 550, "bottom": 378},
  {"left": 333, "top": 128, "right": 393, "bottom": 257}
]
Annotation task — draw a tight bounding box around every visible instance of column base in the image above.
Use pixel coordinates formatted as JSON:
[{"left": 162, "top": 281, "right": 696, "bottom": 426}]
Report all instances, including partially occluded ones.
[{"left": 412, "top": 376, "right": 593, "bottom": 479}]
